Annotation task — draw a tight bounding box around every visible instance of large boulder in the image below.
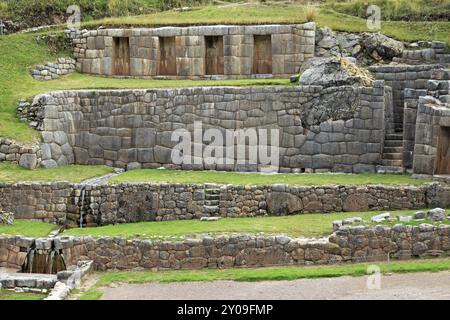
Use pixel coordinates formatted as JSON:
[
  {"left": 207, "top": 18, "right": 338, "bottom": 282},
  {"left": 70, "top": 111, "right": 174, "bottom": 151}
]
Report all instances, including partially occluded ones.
[
  {"left": 427, "top": 208, "right": 446, "bottom": 221},
  {"left": 19, "top": 153, "right": 38, "bottom": 169},
  {"left": 0, "top": 211, "right": 14, "bottom": 225},
  {"left": 299, "top": 57, "right": 373, "bottom": 87},
  {"left": 266, "top": 192, "right": 303, "bottom": 215},
  {"left": 362, "top": 32, "right": 404, "bottom": 61}
]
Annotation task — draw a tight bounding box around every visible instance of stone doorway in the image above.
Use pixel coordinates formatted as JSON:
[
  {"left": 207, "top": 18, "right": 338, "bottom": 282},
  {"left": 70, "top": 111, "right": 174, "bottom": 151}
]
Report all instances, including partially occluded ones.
[
  {"left": 158, "top": 37, "right": 177, "bottom": 76},
  {"left": 435, "top": 126, "right": 450, "bottom": 174},
  {"left": 112, "top": 37, "right": 130, "bottom": 76},
  {"left": 253, "top": 35, "right": 272, "bottom": 74},
  {"left": 205, "top": 36, "right": 224, "bottom": 75}
]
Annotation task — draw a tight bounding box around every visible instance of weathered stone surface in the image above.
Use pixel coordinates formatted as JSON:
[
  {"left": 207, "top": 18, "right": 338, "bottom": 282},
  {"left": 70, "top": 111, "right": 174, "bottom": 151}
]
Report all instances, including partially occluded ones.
[
  {"left": 0, "top": 211, "right": 14, "bottom": 225},
  {"left": 428, "top": 208, "right": 446, "bottom": 221},
  {"left": 266, "top": 192, "right": 303, "bottom": 215},
  {"left": 26, "top": 84, "right": 386, "bottom": 173},
  {"left": 362, "top": 32, "right": 404, "bottom": 61},
  {"left": 19, "top": 153, "right": 37, "bottom": 169},
  {"left": 1, "top": 221, "right": 450, "bottom": 272},
  {"left": 299, "top": 57, "right": 361, "bottom": 87},
  {"left": 343, "top": 193, "right": 369, "bottom": 212}
]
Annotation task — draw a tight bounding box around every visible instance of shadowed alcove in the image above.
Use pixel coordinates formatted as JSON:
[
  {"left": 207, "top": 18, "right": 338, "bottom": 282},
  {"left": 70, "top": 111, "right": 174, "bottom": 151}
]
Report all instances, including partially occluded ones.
[
  {"left": 112, "top": 37, "right": 130, "bottom": 76},
  {"left": 253, "top": 35, "right": 272, "bottom": 74},
  {"left": 205, "top": 36, "right": 224, "bottom": 75},
  {"left": 159, "top": 36, "right": 177, "bottom": 76},
  {"left": 436, "top": 126, "right": 450, "bottom": 175}
]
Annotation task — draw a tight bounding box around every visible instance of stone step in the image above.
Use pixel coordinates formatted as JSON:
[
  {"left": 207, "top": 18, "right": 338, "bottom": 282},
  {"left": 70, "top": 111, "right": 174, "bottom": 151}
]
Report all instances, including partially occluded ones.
[
  {"left": 385, "top": 133, "right": 403, "bottom": 140},
  {"left": 205, "top": 200, "right": 219, "bottom": 206},
  {"left": 383, "top": 146, "right": 403, "bottom": 153},
  {"left": 384, "top": 140, "right": 403, "bottom": 147},
  {"left": 382, "top": 159, "right": 403, "bottom": 167},
  {"left": 376, "top": 165, "right": 406, "bottom": 174},
  {"left": 383, "top": 153, "right": 403, "bottom": 160},
  {"left": 205, "top": 194, "right": 220, "bottom": 200},
  {"left": 205, "top": 189, "right": 220, "bottom": 195},
  {"left": 203, "top": 205, "right": 219, "bottom": 214}
]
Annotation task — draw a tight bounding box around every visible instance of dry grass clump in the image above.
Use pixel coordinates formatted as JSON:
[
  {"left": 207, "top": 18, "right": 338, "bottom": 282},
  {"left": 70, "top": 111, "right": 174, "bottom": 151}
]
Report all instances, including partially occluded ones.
[
  {"left": 305, "top": 5, "right": 317, "bottom": 22},
  {"left": 340, "top": 58, "right": 374, "bottom": 87}
]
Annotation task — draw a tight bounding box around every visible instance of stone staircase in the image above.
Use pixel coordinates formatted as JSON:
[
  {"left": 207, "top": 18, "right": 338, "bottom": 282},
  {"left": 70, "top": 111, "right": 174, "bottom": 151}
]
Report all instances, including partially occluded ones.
[
  {"left": 203, "top": 184, "right": 220, "bottom": 216},
  {"left": 379, "top": 133, "right": 404, "bottom": 172}
]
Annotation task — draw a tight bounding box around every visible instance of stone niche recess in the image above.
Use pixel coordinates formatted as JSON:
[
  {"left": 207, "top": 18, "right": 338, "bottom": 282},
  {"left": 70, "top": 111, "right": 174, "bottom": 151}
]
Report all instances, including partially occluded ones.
[
  {"left": 72, "top": 23, "right": 316, "bottom": 79},
  {"left": 33, "top": 82, "right": 387, "bottom": 173}
]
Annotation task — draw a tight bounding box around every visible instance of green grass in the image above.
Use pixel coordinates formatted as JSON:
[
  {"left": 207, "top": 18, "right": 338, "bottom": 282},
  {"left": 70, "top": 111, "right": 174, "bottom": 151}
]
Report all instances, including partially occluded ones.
[
  {"left": 80, "top": 4, "right": 450, "bottom": 44},
  {"left": 63, "top": 209, "right": 448, "bottom": 239},
  {"left": 0, "top": 219, "right": 57, "bottom": 237},
  {"left": 0, "top": 289, "right": 45, "bottom": 300},
  {"left": 0, "top": 163, "right": 114, "bottom": 183},
  {"left": 111, "top": 169, "right": 431, "bottom": 186},
  {"left": 79, "top": 257, "right": 450, "bottom": 299}
]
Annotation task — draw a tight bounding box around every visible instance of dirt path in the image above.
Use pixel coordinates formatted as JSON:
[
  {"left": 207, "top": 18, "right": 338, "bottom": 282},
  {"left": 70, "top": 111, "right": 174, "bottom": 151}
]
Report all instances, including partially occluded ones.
[{"left": 99, "top": 271, "right": 450, "bottom": 300}]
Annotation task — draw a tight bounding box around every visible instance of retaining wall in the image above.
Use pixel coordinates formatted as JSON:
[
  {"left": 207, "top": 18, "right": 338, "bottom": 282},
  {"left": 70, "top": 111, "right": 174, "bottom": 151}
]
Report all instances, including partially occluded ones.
[
  {"left": 30, "top": 83, "right": 387, "bottom": 173},
  {"left": 413, "top": 97, "right": 450, "bottom": 175},
  {"left": 1, "top": 182, "right": 449, "bottom": 226},
  {"left": 71, "top": 23, "right": 315, "bottom": 79},
  {"left": 368, "top": 64, "right": 447, "bottom": 131},
  {"left": 2, "top": 223, "right": 450, "bottom": 271}
]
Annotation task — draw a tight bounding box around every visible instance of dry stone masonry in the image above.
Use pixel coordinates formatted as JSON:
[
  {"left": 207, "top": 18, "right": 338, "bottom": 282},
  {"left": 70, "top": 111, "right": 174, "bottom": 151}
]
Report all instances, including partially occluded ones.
[
  {"left": 0, "top": 138, "right": 41, "bottom": 169},
  {"left": 0, "top": 182, "right": 449, "bottom": 226},
  {"left": 28, "top": 83, "right": 387, "bottom": 173},
  {"left": 30, "top": 57, "right": 76, "bottom": 81},
  {"left": 2, "top": 221, "right": 450, "bottom": 271},
  {"left": 71, "top": 23, "right": 315, "bottom": 79}
]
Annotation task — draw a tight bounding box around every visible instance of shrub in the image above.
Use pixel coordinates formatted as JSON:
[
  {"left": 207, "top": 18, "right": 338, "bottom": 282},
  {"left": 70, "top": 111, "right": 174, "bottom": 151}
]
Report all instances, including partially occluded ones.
[{"left": 305, "top": 5, "right": 317, "bottom": 22}]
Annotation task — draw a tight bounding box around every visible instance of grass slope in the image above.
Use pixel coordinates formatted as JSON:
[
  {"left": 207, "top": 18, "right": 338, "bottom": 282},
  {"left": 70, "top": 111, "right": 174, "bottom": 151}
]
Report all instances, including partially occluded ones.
[
  {"left": 0, "top": 289, "right": 45, "bottom": 300},
  {"left": 82, "top": 4, "right": 450, "bottom": 44},
  {"left": 111, "top": 170, "right": 430, "bottom": 186},
  {"left": 79, "top": 257, "right": 450, "bottom": 300},
  {"left": 0, "top": 163, "right": 114, "bottom": 183},
  {"left": 63, "top": 209, "right": 448, "bottom": 239},
  {"left": 0, "top": 220, "right": 57, "bottom": 237}
]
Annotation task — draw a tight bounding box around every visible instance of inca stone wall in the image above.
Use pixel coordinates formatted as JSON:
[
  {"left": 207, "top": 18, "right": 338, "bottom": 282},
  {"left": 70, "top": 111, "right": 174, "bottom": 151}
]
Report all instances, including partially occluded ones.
[
  {"left": 30, "top": 83, "right": 387, "bottom": 173},
  {"left": 30, "top": 57, "right": 76, "bottom": 81},
  {"left": 393, "top": 42, "right": 450, "bottom": 65},
  {"left": 71, "top": 23, "right": 315, "bottom": 79},
  {"left": 413, "top": 96, "right": 450, "bottom": 175},
  {"left": 403, "top": 80, "right": 450, "bottom": 168},
  {"left": 1, "top": 182, "right": 449, "bottom": 226},
  {"left": 2, "top": 223, "right": 450, "bottom": 271},
  {"left": 0, "top": 138, "right": 41, "bottom": 169},
  {"left": 368, "top": 64, "right": 447, "bottom": 131}
]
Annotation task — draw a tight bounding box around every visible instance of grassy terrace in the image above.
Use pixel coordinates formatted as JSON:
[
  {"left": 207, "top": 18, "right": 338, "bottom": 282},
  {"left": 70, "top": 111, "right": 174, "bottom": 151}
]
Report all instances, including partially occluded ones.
[
  {"left": 0, "top": 290, "right": 45, "bottom": 300},
  {"left": 0, "top": 163, "right": 114, "bottom": 183},
  {"left": 80, "top": 257, "right": 450, "bottom": 300},
  {"left": 111, "top": 169, "right": 430, "bottom": 186},
  {"left": 82, "top": 4, "right": 450, "bottom": 45},
  {"left": 63, "top": 209, "right": 449, "bottom": 239},
  {"left": 0, "top": 220, "right": 58, "bottom": 237},
  {"left": 1, "top": 3, "right": 449, "bottom": 143}
]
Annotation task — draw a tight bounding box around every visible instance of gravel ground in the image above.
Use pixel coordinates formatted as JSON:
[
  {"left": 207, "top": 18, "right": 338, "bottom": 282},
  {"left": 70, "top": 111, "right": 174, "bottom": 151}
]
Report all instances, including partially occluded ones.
[{"left": 100, "top": 271, "right": 450, "bottom": 300}]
